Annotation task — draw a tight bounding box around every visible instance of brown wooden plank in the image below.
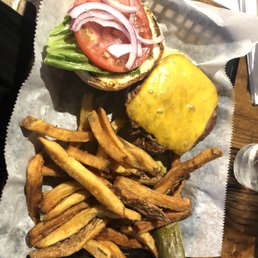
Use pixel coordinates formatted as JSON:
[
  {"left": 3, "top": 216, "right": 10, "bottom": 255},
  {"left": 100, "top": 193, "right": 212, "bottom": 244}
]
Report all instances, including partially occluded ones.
[{"left": 232, "top": 58, "right": 258, "bottom": 149}]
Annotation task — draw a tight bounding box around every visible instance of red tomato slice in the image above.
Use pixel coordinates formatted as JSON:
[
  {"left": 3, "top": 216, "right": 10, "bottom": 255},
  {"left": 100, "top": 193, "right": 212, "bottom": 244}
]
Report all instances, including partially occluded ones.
[{"left": 73, "top": 0, "right": 153, "bottom": 73}]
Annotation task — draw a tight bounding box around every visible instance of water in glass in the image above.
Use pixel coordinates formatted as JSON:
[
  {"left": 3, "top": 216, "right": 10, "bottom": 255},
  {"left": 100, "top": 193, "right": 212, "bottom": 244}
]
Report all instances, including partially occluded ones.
[{"left": 234, "top": 144, "right": 258, "bottom": 191}]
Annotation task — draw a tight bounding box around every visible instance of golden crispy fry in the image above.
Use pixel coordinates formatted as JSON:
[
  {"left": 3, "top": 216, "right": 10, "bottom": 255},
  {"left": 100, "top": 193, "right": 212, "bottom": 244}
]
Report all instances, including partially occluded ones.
[
  {"left": 41, "top": 164, "right": 67, "bottom": 177},
  {"left": 96, "top": 146, "right": 108, "bottom": 159},
  {"left": 29, "top": 218, "right": 106, "bottom": 258},
  {"left": 132, "top": 209, "right": 192, "bottom": 233},
  {"left": 121, "top": 227, "right": 158, "bottom": 258},
  {"left": 26, "top": 153, "right": 44, "bottom": 224},
  {"left": 97, "top": 205, "right": 141, "bottom": 221},
  {"left": 67, "top": 145, "right": 110, "bottom": 172},
  {"left": 170, "top": 154, "right": 181, "bottom": 168},
  {"left": 88, "top": 110, "right": 127, "bottom": 162},
  {"left": 112, "top": 185, "right": 169, "bottom": 221},
  {"left": 123, "top": 208, "right": 142, "bottom": 221},
  {"left": 79, "top": 93, "right": 94, "bottom": 131},
  {"left": 21, "top": 115, "right": 94, "bottom": 142},
  {"left": 98, "top": 107, "right": 160, "bottom": 175},
  {"left": 40, "top": 180, "right": 83, "bottom": 213},
  {"left": 114, "top": 177, "right": 190, "bottom": 211},
  {"left": 120, "top": 138, "right": 161, "bottom": 176},
  {"left": 173, "top": 179, "right": 186, "bottom": 197},
  {"left": 110, "top": 163, "right": 142, "bottom": 176},
  {"left": 39, "top": 137, "right": 125, "bottom": 217},
  {"left": 43, "top": 189, "right": 91, "bottom": 221},
  {"left": 84, "top": 239, "right": 112, "bottom": 258},
  {"left": 36, "top": 207, "right": 100, "bottom": 248},
  {"left": 27, "top": 202, "right": 89, "bottom": 247},
  {"left": 97, "top": 107, "right": 127, "bottom": 154},
  {"left": 135, "top": 173, "right": 163, "bottom": 186},
  {"left": 95, "top": 228, "right": 142, "bottom": 249},
  {"left": 154, "top": 148, "right": 223, "bottom": 194},
  {"left": 97, "top": 240, "right": 126, "bottom": 258}
]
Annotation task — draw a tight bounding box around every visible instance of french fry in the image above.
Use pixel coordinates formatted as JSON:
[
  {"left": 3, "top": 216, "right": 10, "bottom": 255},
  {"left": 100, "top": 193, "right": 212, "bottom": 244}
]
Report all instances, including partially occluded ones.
[
  {"left": 110, "top": 163, "right": 132, "bottom": 176},
  {"left": 40, "top": 180, "right": 83, "bottom": 213},
  {"left": 134, "top": 233, "right": 158, "bottom": 258},
  {"left": 39, "top": 137, "right": 125, "bottom": 217},
  {"left": 96, "top": 146, "right": 108, "bottom": 159},
  {"left": 43, "top": 189, "right": 91, "bottom": 221},
  {"left": 88, "top": 110, "right": 127, "bottom": 162},
  {"left": 123, "top": 208, "right": 142, "bottom": 221},
  {"left": 173, "top": 179, "right": 186, "bottom": 197},
  {"left": 119, "top": 138, "right": 161, "bottom": 176},
  {"left": 29, "top": 218, "right": 106, "bottom": 258},
  {"left": 112, "top": 185, "right": 169, "bottom": 221},
  {"left": 69, "top": 93, "right": 95, "bottom": 149},
  {"left": 21, "top": 115, "right": 94, "bottom": 142},
  {"left": 26, "top": 153, "right": 44, "bottom": 224},
  {"left": 78, "top": 93, "right": 94, "bottom": 131},
  {"left": 154, "top": 148, "right": 223, "bottom": 194},
  {"left": 95, "top": 228, "right": 142, "bottom": 249},
  {"left": 84, "top": 239, "right": 112, "bottom": 258},
  {"left": 41, "top": 164, "right": 67, "bottom": 178},
  {"left": 114, "top": 177, "right": 190, "bottom": 212},
  {"left": 36, "top": 207, "right": 101, "bottom": 248},
  {"left": 132, "top": 209, "right": 192, "bottom": 233},
  {"left": 110, "top": 163, "right": 143, "bottom": 177},
  {"left": 97, "top": 205, "right": 142, "bottom": 221},
  {"left": 97, "top": 107, "right": 127, "bottom": 154},
  {"left": 67, "top": 145, "right": 110, "bottom": 172},
  {"left": 135, "top": 173, "right": 163, "bottom": 186},
  {"left": 27, "top": 202, "right": 89, "bottom": 247},
  {"left": 121, "top": 227, "right": 158, "bottom": 258},
  {"left": 97, "top": 240, "right": 126, "bottom": 258}
]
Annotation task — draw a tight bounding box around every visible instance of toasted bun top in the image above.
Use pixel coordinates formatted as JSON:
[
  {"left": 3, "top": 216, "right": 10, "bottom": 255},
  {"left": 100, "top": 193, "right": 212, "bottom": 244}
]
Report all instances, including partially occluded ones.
[
  {"left": 126, "top": 53, "right": 218, "bottom": 155},
  {"left": 75, "top": 7, "right": 164, "bottom": 91}
]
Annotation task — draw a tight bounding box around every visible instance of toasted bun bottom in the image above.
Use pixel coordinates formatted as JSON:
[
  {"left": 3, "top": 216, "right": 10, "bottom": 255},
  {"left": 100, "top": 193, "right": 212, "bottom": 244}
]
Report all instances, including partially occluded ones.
[{"left": 75, "top": 7, "right": 164, "bottom": 91}]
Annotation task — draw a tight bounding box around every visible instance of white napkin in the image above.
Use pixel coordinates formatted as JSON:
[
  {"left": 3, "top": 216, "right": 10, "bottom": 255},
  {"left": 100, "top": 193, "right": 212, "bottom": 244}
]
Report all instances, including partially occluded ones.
[{"left": 215, "top": 0, "right": 258, "bottom": 104}]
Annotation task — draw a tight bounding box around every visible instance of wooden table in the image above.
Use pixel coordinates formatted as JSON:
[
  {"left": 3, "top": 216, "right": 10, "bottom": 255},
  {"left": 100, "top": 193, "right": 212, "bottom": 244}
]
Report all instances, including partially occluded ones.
[
  {"left": 220, "top": 58, "right": 258, "bottom": 258},
  {"left": 2, "top": 0, "right": 258, "bottom": 257}
]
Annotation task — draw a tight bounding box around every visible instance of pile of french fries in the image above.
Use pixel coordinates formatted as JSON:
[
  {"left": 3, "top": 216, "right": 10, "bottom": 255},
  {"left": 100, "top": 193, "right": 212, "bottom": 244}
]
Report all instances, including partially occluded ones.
[{"left": 21, "top": 94, "right": 223, "bottom": 258}]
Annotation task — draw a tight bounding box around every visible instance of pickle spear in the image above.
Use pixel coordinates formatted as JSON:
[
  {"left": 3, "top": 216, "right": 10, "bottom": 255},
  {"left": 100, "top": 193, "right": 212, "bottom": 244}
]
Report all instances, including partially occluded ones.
[{"left": 153, "top": 223, "right": 185, "bottom": 258}]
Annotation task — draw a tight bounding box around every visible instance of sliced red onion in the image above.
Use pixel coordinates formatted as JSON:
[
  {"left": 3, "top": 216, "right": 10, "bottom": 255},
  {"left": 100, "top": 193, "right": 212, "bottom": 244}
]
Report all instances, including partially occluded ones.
[
  {"left": 102, "top": 0, "right": 137, "bottom": 13},
  {"left": 71, "top": 16, "right": 130, "bottom": 39},
  {"left": 70, "top": 10, "right": 114, "bottom": 29},
  {"left": 137, "top": 34, "right": 164, "bottom": 45},
  {"left": 69, "top": 2, "right": 138, "bottom": 69},
  {"left": 107, "top": 43, "right": 143, "bottom": 58}
]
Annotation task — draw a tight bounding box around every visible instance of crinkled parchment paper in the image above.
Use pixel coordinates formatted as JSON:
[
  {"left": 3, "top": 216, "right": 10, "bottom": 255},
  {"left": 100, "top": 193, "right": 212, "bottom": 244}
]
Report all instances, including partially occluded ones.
[{"left": 1, "top": 0, "right": 258, "bottom": 257}]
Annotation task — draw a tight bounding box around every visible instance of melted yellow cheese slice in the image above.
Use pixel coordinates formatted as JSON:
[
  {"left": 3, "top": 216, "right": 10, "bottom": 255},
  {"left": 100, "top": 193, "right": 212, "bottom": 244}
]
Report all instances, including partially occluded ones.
[{"left": 126, "top": 53, "right": 218, "bottom": 154}]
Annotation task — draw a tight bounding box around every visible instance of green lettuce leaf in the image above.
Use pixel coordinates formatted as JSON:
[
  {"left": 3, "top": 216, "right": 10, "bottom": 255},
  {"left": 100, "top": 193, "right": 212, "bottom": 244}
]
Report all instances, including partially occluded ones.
[
  {"left": 44, "top": 16, "right": 109, "bottom": 74},
  {"left": 44, "top": 16, "right": 142, "bottom": 76}
]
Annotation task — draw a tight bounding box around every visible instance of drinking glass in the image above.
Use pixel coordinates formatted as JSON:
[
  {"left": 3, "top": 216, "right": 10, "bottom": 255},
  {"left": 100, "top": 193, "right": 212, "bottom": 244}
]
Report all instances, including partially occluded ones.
[{"left": 233, "top": 144, "right": 258, "bottom": 191}]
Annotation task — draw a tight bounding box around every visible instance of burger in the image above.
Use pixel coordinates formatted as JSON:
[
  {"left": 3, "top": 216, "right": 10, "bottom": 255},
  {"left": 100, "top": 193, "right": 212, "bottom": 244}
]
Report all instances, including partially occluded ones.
[
  {"left": 44, "top": 0, "right": 218, "bottom": 154},
  {"left": 126, "top": 52, "right": 218, "bottom": 155}
]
